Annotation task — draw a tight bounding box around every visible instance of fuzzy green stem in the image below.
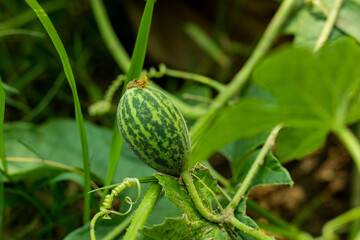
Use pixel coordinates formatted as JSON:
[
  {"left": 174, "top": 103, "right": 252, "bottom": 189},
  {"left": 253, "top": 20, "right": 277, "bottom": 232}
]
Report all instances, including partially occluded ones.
[
  {"left": 181, "top": 170, "right": 224, "bottom": 223},
  {"left": 335, "top": 127, "right": 360, "bottom": 173},
  {"left": 322, "top": 207, "right": 360, "bottom": 240},
  {"left": 226, "top": 216, "right": 275, "bottom": 240},
  {"left": 123, "top": 183, "right": 162, "bottom": 240},
  {"left": 89, "top": 0, "right": 130, "bottom": 72},
  {"left": 313, "top": 0, "right": 344, "bottom": 52},
  {"left": 189, "top": 0, "right": 298, "bottom": 144},
  {"left": 226, "top": 125, "right": 282, "bottom": 212}
]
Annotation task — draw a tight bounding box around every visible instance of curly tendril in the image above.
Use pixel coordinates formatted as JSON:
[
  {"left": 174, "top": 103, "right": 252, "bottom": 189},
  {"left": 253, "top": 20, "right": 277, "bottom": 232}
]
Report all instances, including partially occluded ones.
[{"left": 90, "top": 178, "right": 141, "bottom": 240}]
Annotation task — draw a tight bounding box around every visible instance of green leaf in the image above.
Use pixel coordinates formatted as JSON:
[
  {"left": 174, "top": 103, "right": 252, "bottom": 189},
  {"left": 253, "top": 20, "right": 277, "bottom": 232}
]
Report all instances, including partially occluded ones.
[
  {"left": 2, "top": 119, "right": 155, "bottom": 182},
  {"left": 140, "top": 216, "right": 189, "bottom": 240},
  {"left": 189, "top": 99, "right": 278, "bottom": 165},
  {"left": 275, "top": 127, "right": 327, "bottom": 163},
  {"left": 220, "top": 131, "right": 270, "bottom": 177},
  {"left": 253, "top": 38, "right": 360, "bottom": 130},
  {"left": 233, "top": 151, "right": 293, "bottom": 188}
]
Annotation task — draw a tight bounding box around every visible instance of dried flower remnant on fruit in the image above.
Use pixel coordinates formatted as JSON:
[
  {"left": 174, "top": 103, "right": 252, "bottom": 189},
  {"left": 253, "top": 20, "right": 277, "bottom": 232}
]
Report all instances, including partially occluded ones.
[{"left": 127, "top": 76, "right": 150, "bottom": 89}]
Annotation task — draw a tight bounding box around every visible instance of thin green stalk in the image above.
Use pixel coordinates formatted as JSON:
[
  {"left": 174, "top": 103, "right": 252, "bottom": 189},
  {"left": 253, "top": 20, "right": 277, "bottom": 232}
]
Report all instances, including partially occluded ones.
[
  {"left": 247, "top": 199, "right": 315, "bottom": 240},
  {"left": 350, "top": 168, "right": 360, "bottom": 239},
  {"left": 292, "top": 193, "right": 323, "bottom": 227},
  {"left": 335, "top": 127, "right": 360, "bottom": 173},
  {"left": 165, "top": 68, "right": 225, "bottom": 92},
  {"left": 89, "top": 0, "right": 130, "bottom": 72},
  {"left": 23, "top": 73, "right": 65, "bottom": 121},
  {"left": 247, "top": 199, "right": 294, "bottom": 229},
  {"left": 256, "top": 222, "right": 303, "bottom": 240},
  {"left": 123, "top": 183, "right": 162, "bottom": 240},
  {"left": 226, "top": 216, "right": 275, "bottom": 240},
  {"left": 102, "top": 211, "right": 136, "bottom": 240},
  {"left": 0, "top": 77, "right": 7, "bottom": 174},
  {"left": 313, "top": 0, "right": 344, "bottom": 51},
  {"left": 226, "top": 125, "right": 282, "bottom": 212},
  {"left": 24, "top": 0, "right": 91, "bottom": 222},
  {"left": 181, "top": 170, "right": 224, "bottom": 223},
  {"left": 189, "top": 0, "right": 298, "bottom": 146},
  {"left": 322, "top": 207, "right": 360, "bottom": 240},
  {"left": 184, "top": 23, "right": 229, "bottom": 67}
]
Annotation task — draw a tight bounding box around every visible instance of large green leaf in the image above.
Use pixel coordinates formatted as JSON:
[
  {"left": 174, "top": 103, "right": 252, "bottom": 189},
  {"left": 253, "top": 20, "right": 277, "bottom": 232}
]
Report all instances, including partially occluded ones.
[
  {"left": 190, "top": 38, "right": 360, "bottom": 165},
  {"left": 2, "top": 119, "right": 155, "bottom": 182},
  {"left": 189, "top": 99, "right": 279, "bottom": 165},
  {"left": 253, "top": 38, "right": 360, "bottom": 129}
]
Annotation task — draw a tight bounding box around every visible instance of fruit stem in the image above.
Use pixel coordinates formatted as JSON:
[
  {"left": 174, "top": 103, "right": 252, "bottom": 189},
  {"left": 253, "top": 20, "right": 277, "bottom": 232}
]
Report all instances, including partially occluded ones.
[{"left": 181, "top": 170, "right": 224, "bottom": 223}]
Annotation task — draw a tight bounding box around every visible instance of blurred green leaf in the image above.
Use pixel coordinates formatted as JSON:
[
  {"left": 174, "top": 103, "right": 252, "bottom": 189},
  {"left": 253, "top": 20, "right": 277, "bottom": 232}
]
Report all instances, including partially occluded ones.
[
  {"left": 285, "top": 4, "right": 342, "bottom": 47},
  {"left": 285, "top": 0, "right": 360, "bottom": 47},
  {"left": 275, "top": 127, "right": 327, "bottom": 163},
  {"left": 2, "top": 119, "right": 155, "bottom": 182}
]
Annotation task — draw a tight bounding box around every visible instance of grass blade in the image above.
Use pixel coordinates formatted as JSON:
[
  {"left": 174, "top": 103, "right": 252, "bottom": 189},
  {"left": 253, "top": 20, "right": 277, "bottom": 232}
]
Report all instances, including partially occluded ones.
[
  {"left": 123, "top": 0, "right": 155, "bottom": 86},
  {"left": 24, "top": 0, "right": 91, "bottom": 222}
]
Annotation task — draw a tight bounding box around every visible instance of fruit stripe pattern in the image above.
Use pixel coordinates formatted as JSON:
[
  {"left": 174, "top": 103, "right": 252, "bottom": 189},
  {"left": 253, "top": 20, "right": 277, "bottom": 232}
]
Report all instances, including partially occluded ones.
[{"left": 117, "top": 85, "right": 191, "bottom": 176}]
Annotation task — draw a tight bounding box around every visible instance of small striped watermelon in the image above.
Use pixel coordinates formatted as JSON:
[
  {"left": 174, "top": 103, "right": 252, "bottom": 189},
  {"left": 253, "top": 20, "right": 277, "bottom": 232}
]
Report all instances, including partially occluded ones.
[{"left": 117, "top": 79, "right": 191, "bottom": 176}]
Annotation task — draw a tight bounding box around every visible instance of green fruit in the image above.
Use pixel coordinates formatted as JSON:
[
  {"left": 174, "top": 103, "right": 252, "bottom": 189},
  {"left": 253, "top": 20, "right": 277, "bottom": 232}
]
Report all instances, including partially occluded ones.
[{"left": 117, "top": 83, "right": 191, "bottom": 176}]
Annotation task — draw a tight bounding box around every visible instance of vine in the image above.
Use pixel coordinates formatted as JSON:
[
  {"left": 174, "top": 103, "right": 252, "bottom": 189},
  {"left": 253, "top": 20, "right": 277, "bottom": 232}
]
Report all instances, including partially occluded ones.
[{"left": 90, "top": 178, "right": 141, "bottom": 240}]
